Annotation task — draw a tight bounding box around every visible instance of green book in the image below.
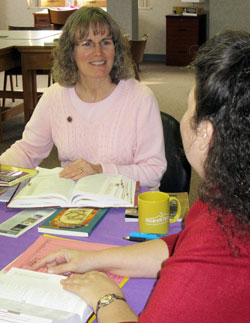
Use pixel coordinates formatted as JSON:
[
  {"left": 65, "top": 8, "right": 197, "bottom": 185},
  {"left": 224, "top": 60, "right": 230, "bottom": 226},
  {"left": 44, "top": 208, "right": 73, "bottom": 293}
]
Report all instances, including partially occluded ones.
[{"left": 38, "top": 207, "right": 109, "bottom": 237}]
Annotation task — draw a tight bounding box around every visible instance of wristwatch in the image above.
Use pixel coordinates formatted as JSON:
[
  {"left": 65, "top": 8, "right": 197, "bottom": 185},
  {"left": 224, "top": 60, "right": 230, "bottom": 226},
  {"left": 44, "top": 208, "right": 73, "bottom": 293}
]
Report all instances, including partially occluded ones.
[{"left": 96, "top": 293, "right": 126, "bottom": 316}]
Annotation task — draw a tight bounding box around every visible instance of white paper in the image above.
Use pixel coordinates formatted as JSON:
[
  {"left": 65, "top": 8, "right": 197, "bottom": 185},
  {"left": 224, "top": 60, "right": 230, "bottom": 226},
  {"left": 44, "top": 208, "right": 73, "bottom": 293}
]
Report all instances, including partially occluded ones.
[{"left": 0, "top": 268, "right": 92, "bottom": 322}]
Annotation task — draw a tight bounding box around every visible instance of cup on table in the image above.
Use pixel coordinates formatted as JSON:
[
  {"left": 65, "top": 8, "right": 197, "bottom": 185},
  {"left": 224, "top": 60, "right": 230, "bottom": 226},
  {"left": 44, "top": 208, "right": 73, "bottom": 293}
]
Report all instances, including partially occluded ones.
[{"left": 138, "top": 191, "right": 181, "bottom": 234}]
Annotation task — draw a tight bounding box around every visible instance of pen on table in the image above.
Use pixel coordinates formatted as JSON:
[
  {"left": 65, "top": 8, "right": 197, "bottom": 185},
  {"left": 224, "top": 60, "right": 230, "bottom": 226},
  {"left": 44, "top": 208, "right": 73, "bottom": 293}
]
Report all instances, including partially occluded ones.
[
  {"left": 123, "top": 236, "right": 149, "bottom": 242},
  {"left": 123, "top": 232, "right": 168, "bottom": 242}
]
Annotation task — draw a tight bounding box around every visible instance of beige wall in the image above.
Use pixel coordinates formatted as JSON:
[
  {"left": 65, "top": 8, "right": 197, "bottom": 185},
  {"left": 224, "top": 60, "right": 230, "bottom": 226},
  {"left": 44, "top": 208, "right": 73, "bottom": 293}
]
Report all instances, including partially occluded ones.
[
  {"left": 209, "top": 0, "right": 250, "bottom": 37},
  {"left": 3, "top": 0, "right": 250, "bottom": 56},
  {"left": 0, "top": 0, "right": 37, "bottom": 29}
]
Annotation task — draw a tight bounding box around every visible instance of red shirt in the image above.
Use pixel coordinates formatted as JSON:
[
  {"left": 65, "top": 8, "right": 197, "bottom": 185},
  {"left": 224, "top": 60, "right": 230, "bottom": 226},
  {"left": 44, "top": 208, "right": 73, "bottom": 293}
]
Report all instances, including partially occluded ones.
[{"left": 125, "top": 199, "right": 250, "bottom": 323}]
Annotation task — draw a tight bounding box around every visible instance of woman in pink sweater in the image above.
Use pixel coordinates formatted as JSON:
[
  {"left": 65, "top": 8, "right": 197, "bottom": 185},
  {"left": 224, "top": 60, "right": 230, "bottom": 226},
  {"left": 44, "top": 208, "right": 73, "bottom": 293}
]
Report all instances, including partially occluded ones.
[
  {"left": 34, "top": 31, "right": 250, "bottom": 322},
  {"left": 0, "top": 7, "right": 166, "bottom": 190}
]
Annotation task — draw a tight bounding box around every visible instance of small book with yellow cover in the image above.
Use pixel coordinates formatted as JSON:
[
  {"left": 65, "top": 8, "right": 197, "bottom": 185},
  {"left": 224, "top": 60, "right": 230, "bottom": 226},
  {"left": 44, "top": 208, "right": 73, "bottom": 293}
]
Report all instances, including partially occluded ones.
[{"left": 0, "top": 165, "right": 38, "bottom": 187}]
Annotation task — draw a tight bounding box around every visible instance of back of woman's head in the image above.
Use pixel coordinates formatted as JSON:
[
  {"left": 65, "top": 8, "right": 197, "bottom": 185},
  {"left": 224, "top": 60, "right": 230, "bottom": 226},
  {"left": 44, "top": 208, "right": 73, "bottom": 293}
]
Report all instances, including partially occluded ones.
[
  {"left": 193, "top": 30, "right": 250, "bottom": 226},
  {"left": 52, "top": 6, "right": 133, "bottom": 86}
]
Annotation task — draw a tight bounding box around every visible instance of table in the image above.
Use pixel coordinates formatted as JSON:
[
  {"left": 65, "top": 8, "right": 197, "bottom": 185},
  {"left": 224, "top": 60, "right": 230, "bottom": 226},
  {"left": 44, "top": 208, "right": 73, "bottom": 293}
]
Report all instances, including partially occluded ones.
[
  {"left": 0, "top": 30, "right": 61, "bottom": 40},
  {"left": 0, "top": 30, "right": 61, "bottom": 123},
  {"left": 0, "top": 202, "right": 182, "bottom": 318},
  {"left": 16, "top": 37, "right": 60, "bottom": 122}
]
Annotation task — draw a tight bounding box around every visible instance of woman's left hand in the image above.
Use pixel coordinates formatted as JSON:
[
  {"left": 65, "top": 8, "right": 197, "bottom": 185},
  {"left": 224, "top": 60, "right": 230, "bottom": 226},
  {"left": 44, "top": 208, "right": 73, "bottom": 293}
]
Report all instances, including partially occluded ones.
[
  {"left": 59, "top": 158, "right": 102, "bottom": 180},
  {"left": 61, "top": 271, "right": 124, "bottom": 312}
]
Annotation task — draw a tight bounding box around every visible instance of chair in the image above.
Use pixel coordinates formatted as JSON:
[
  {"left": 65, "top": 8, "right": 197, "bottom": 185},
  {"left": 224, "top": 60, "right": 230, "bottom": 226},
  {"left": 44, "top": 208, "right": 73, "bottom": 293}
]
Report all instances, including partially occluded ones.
[
  {"left": 159, "top": 112, "right": 191, "bottom": 193},
  {"left": 48, "top": 8, "right": 77, "bottom": 30},
  {"left": 129, "top": 34, "right": 148, "bottom": 72},
  {"left": 1, "top": 25, "right": 52, "bottom": 109}
]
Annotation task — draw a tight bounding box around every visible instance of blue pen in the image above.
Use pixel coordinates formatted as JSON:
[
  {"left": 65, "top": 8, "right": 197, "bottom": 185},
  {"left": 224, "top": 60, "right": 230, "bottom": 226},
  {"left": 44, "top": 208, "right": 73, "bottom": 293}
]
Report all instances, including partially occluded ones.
[{"left": 129, "top": 232, "right": 168, "bottom": 240}]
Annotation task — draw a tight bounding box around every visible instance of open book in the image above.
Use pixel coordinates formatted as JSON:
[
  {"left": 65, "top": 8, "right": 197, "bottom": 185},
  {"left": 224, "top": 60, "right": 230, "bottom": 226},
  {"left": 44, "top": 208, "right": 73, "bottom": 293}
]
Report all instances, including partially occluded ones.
[
  {"left": 0, "top": 165, "right": 37, "bottom": 187},
  {"left": 8, "top": 167, "right": 138, "bottom": 209},
  {"left": 0, "top": 267, "right": 93, "bottom": 323}
]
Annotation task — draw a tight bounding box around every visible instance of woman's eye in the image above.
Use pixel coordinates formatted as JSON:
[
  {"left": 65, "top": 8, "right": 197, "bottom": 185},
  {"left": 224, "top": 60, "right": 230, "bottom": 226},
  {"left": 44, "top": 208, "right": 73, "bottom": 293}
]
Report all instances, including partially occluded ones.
[
  {"left": 82, "top": 41, "right": 92, "bottom": 47},
  {"left": 102, "top": 40, "right": 111, "bottom": 45}
]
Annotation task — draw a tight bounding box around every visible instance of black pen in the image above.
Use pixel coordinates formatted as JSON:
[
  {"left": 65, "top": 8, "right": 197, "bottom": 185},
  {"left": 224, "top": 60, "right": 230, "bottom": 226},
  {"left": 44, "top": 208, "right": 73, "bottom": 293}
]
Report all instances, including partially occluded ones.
[{"left": 123, "top": 236, "right": 148, "bottom": 242}]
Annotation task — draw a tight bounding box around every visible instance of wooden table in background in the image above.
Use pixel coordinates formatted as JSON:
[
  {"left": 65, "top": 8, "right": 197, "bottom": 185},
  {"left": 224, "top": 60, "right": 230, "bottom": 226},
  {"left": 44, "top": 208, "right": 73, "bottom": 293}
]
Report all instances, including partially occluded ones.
[
  {"left": 0, "top": 30, "right": 61, "bottom": 124},
  {"left": 0, "top": 39, "right": 24, "bottom": 141},
  {"left": 16, "top": 40, "right": 57, "bottom": 122}
]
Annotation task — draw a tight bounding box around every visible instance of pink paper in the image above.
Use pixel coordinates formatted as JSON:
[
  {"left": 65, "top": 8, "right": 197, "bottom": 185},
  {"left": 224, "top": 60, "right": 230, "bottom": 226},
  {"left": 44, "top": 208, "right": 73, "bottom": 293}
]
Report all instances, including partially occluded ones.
[{"left": 5, "top": 235, "right": 127, "bottom": 285}]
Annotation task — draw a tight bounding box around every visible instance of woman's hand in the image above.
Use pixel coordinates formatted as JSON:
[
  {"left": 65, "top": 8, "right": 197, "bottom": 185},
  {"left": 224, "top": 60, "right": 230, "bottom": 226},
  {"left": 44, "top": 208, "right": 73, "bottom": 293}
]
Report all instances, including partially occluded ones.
[
  {"left": 61, "top": 271, "right": 124, "bottom": 311},
  {"left": 59, "top": 158, "right": 103, "bottom": 180},
  {"left": 31, "top": 248, "right": 97, "bottom": 275}
]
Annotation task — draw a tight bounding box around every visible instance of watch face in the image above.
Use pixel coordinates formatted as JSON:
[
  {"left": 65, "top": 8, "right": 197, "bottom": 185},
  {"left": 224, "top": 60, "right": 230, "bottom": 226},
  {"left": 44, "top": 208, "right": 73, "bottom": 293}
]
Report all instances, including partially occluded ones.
[{"left": 100, "top": 294, "right": 114, "bottom": 306}]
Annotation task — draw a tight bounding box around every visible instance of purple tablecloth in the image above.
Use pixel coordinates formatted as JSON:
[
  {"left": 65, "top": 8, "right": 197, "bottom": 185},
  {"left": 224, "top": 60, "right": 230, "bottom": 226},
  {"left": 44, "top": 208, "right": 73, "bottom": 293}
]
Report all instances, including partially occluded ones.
[{"left": 0, "top": 203, "right": 182, "bottom": 317}]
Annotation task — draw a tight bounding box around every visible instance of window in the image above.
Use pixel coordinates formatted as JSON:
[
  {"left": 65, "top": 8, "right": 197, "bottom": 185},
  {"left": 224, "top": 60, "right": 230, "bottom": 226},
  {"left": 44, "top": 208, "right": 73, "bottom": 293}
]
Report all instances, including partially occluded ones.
[
  {"left": 28, "top": 0, "right": 107, "bottom": 8},
  {"left": 40, "top": 0, "right": 66, "bottom": 6},
  {"left": 138, "top": 0, "right": 150, "bottom": 9}
]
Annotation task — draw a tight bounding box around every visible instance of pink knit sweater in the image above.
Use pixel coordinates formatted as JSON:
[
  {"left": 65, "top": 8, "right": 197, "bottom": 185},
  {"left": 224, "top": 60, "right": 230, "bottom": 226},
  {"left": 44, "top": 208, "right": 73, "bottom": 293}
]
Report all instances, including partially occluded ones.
[{"left": 0, "top": 79, "right": 166, "bottom": 189}]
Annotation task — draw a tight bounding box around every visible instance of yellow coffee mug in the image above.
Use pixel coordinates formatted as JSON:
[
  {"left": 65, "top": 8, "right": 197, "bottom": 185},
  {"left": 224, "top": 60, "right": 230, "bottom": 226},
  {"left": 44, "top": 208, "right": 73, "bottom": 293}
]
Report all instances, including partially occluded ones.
[{"left": 138, "top": 191, "right": 181, "bottom": 234}]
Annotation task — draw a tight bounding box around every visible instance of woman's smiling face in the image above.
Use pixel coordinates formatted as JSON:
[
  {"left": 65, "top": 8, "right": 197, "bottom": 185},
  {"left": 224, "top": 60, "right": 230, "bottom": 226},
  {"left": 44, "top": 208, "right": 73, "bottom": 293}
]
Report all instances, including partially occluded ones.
[{"left": 74, "top": 24, "right": 115, "bottom": 82}]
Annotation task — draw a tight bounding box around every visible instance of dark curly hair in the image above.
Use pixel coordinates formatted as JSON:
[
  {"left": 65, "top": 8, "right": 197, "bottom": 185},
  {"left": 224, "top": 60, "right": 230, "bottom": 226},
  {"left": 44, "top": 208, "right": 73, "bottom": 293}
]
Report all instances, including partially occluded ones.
[
  {"left": 192, "top": 31, "right": 250, "bottom": 247},
  {"left": 52, "top": 6, "right": 134, "bottom": 86}
]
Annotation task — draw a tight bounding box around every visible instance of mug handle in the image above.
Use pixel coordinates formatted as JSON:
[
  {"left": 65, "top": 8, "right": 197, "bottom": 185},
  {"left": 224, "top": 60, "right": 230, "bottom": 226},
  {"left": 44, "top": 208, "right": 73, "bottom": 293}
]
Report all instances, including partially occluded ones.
[{"left": 169, "top": 196, "right": 181, "bottom": 223}]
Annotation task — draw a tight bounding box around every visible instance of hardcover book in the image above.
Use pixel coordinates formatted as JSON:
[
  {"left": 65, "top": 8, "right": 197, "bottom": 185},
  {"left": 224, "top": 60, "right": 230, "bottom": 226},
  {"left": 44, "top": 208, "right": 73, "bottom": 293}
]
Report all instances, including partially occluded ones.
[
  {"left": 38, "top": 207, "right": 109, "bottom": 237},
  {"left": 8, "top": 167, "right": 138, "bottom": 209},
  {"left": 0, "top": 267, "right": 93, "bottom": 323},
  {"left": 0, "top": 165, "right": 38, "bottom": 187}
]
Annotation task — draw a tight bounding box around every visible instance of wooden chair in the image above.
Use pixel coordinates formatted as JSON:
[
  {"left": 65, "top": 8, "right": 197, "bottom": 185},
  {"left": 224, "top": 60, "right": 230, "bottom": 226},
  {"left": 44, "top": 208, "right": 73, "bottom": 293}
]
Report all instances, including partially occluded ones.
[
  {"left": 48, "top": 8, "right": 77, "bottom": 30},
  {"left": 129, "top": 34, "right": 148, "bottom": 72}
]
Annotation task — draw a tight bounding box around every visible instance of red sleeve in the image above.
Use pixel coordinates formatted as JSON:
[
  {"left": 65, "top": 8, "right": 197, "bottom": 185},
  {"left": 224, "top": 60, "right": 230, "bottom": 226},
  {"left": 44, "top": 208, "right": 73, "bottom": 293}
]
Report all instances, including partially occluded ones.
[{"left": 160, "top": 233, "right": 180, "bottom": 256}]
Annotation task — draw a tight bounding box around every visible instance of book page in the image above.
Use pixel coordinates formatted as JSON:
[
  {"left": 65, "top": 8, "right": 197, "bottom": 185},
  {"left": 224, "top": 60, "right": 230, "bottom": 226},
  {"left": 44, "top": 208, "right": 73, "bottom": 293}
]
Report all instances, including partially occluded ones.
[
  {"left": 72, "top": 174, "right": 135, "bottom": 206},
  {"left": 0, "top": 299, "right": 80, "bottom": 323},
  {"left": 11, "top": 168, "right": 75, "bottom": 207},
  {"left": 8, "top": 168, "right": 136, "bottom": 208},
  {"left": 0, "top": 268, "right": 91, "bottom": 320}
]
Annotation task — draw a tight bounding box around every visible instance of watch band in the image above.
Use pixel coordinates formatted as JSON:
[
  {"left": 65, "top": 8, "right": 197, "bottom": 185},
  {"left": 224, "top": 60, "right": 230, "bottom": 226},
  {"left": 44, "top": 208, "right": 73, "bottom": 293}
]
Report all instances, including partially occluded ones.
[{"left": 96, "top": 293, "right": 126, "bottom": 317}]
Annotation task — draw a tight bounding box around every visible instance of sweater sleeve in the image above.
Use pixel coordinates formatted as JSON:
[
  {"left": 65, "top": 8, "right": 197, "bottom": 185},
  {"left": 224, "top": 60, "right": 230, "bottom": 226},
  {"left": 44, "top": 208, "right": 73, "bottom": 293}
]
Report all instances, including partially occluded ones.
[
  {"left": 100, "top": 91, "right": 167, "bottom": 190},
  {"left": 0, "top": 89, "right": 54, "bottom": 168}
]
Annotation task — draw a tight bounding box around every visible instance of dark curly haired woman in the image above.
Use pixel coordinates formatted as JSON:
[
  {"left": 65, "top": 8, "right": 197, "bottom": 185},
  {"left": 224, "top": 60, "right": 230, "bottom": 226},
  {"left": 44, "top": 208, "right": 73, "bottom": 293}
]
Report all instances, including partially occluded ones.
[
  {"left": 0, "top": 7, "right": 166, "bottom": 190},
  {"left": 34, "top": 30, "right": 250, "bottom": 323}
]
